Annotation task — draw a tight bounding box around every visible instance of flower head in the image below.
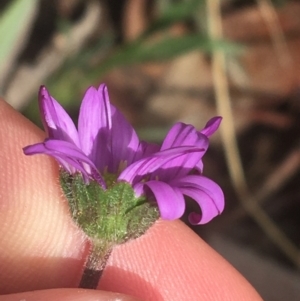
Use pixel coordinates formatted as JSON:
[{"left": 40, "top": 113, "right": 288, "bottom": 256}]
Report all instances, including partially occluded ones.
[{"left": 24, "top": 84, "right": 224, "bottom": 225}]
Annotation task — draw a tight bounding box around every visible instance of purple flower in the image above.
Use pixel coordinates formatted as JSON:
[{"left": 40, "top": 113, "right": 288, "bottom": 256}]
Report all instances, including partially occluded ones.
[{"left": 24, "top": 84, "right": 224, "bottom": 224}]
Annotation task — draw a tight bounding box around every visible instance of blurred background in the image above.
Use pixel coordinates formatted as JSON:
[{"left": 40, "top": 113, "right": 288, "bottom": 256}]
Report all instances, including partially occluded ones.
[{"left": 1, "top": 0, "right": 300, "bottom": 300}]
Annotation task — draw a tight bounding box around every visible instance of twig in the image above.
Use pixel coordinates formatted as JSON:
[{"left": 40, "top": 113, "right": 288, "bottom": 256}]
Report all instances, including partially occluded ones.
[{"left": 206, "top": 0, "right": 300, "bottom": 268}]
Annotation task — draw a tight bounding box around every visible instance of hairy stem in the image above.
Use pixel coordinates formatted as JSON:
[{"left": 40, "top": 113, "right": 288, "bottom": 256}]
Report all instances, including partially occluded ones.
[{"left": 79, "top": 242, "right": 112, "bottom": 289}]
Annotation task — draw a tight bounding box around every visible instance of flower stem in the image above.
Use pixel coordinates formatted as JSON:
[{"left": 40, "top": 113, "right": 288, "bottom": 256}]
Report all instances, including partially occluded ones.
[{"left": 79, "top": 241, "right": 112, "bottom": 289}]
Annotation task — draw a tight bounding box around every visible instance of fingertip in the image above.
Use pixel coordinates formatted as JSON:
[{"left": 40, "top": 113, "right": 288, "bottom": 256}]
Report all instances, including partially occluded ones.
[
  {"left": 101, "top": 220, "right": 262, "bottom": 301},
  {"left": 0, "top": 99, "right": 87, "bottom": 293}
]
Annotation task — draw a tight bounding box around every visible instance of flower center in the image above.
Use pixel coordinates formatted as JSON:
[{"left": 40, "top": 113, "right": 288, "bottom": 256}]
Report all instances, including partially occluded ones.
[
  {"left": 117, "top": 160, "right": 128, "bottom": 175},
  {"left": 103, "top": 172, "right": 117, "bottom": 189},
  {"left": 102, "top": 160, "right": 128, "bottom": 187}
]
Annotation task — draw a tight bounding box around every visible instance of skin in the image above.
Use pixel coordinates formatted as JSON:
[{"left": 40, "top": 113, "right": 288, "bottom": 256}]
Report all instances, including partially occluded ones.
[{"left": 0, "top": 99, "right": 263, "bottom": 301}]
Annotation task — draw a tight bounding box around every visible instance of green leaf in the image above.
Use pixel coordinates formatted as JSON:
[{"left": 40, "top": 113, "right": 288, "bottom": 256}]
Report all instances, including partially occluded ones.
[
  {"left": 99, "top": 34, "right": 240, "bottom": 73},
  {"left": 0, "top": 0, "right": 38, "bottom": 77}
]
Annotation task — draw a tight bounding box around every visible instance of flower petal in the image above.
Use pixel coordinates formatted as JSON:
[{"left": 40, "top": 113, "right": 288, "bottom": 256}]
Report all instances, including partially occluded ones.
[
  {"left": 172, "top": 175, "right": 224, "bottom": 224},
  {"left": 119, "top": 146, "right": 204, "bottom": 184},
  {"left": 154, "top": 150, "right": 204, "bottom": 181},
  {"left": 109, "top": 102, "right": 140, "bottom": 173},
  {"left": 161, "top": 123, "right": 206, "bottom": 149},
  {"left": 39, "top": 86, "right": 79, "bottom": 146},
  {"left": 144, "top": 181, "right": 185, "bottom": 220},
  {"left": 132, "top": 182, "right": 145, "bottom": 197},
  {"left": 24, "top": 143, "right": 76, "bottom": 174},
  {"left": 185, "top": 188, "right": 219, "bottom": 224},
  {"left": 78, "top": 85, "right": 112, "bottom": 170},
  {"left": 160, "top": 122, "right": 208, "bottom": 175},
  {"left": 200, "top": 116, "right": 222, "bottom": 137},
  {"left": 135, "top": 141, "right": 160, "bottom": 161},
  {"left": 24, "top": 140, "right": 105, "bottom": 187}
]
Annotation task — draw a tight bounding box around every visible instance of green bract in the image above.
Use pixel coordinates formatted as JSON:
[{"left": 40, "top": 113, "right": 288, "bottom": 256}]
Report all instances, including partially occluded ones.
[{"left": 60, "top": 170, "right": 159, "bottom": 248}]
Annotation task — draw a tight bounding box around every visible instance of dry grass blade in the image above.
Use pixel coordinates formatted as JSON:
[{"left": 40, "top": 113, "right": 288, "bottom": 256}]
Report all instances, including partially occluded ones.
[
  {"left": 123, "top": 0, "right": 147, "bottom": 41},
  {"left": 206, "top": 0, "right": 300, "bottom": 268},
  {"left": 256, "top": 0, "right": 292, "bottom": 68},
  {"left": 229, "top": 148, "right": 300, "bottom": 222}
]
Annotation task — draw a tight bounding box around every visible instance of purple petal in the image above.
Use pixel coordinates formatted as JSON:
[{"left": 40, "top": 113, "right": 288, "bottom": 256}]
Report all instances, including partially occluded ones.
[
  {"left": 135, "top": 141, "right": 160, "bottom": 161},
  {"left": 24, "top": 140, "right": 105, "bottom": 187},
  {"left": 78, "top": 85, "right": 112, "bottom": 170},
  {"left": 24, "top": 143, "right": 76, "bottom": 174},
  {"left": 39, "top": 86, "right": 80, "bottom": 146},
  {"left": 180, "top": 188, "right": 220, "bottom": 225},
  {"left": 109, "top": 102, "right": 140, "bottom": 173},
  {"left": 45, "top": 140, "right": 106, "bottom": 187},
  {"left": 119, "top": 146, "right": 204, "bottom": 185},
  {"left": 173, "top": 175, "right": 225, "bottom": 213},
  {"left": 132, "top": 182, "right": 145, "bottom": 197},
  {"left": 160, "top": 123, "right": 208, "bottom": 176},
  {"left": 200, "top": 116, "right": 222, "bottom": 137},
  {"left": 172, "top": 175, "right": 224, "bottom": 224},
  {"left": 161, "top": 122, "right": 209, "bottom": 150},
  {"left": 144, "top": 181, "right": 185, "bottom": 220},
  {"left": 154, "top": 150, "right": 204, "bottom": 181},
  {"left": 195, "top": 160, "right": 204, "bottom": 173},
  {"left": 185, "top": 188, "right": 219, "bottom": 224}
]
